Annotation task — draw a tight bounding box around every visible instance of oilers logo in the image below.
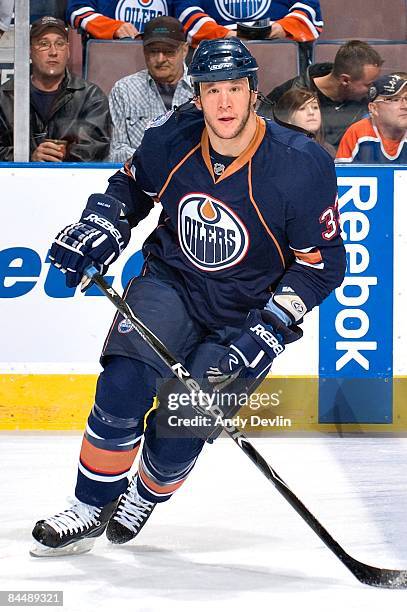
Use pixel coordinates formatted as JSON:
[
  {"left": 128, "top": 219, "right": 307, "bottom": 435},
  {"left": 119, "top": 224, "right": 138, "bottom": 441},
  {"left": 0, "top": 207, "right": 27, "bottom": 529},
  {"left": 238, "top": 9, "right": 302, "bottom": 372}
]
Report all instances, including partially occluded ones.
[
  {"left": 178, "top": 193, "right": 249, "bottom": 272},
  {"left": 214, "top": 0, "right": 272, "bottom": 21},
  {"left": 118, "top": 318, "right": 133, "bottom": 334},
  {"left": 116, "top": 0, "right": 168, "bottom": 31}
]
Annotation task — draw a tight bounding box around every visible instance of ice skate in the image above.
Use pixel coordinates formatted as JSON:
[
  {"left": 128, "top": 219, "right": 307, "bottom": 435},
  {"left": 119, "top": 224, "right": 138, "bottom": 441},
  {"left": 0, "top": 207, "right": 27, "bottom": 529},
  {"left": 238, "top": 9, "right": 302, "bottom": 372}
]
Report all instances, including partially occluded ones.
[
  {"left": 31, "top": 498, "right": 118, "bottom": 557},
  {"left": 106, "top": 479, "right": 156, "bottom": 544}
]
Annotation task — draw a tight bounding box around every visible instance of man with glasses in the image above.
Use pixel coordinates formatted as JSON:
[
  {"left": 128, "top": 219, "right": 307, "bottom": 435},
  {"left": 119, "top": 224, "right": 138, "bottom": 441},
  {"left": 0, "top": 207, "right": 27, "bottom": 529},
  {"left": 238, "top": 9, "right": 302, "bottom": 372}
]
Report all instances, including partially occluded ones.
[
  {"left": 109, "top": 16, "right": 192, "bottom": 162},
  {"left": 336, "top": 74, "right": 407, "bottom": 163},
  {"left": 0, "top": 16, "right": 111, "bottom": 162}
]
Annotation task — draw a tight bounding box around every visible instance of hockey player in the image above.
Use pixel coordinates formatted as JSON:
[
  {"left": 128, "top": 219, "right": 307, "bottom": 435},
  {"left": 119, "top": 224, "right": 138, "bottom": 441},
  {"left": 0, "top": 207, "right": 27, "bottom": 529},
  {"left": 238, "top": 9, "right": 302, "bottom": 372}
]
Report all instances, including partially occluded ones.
[{"left": 31, "top": 37, "right": 346, "bottom": 557}]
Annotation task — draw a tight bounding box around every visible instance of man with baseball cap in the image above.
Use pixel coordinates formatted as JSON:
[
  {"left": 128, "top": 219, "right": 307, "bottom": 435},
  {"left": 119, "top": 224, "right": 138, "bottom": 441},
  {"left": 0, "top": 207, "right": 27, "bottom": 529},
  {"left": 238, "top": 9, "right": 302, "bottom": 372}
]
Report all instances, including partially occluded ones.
[
  {"left": 29, "top": 15, "right": 68, "bottom": 40},
  {"left": 0, "top": 15, "right": 111, "bottom": 162},
  {"left": 109, "top": 16, "right": 192, "bottom": 162},
  {"left": 336, "top": 73, "right": 407, "bottom": 163}
]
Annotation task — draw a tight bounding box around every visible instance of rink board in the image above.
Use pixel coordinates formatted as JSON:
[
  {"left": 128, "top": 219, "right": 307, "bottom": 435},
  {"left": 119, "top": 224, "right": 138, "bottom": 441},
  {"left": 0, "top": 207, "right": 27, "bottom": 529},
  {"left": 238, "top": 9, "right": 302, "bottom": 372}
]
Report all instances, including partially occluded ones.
[{"left": 0, "top": 164, "right": 406, "bottom": 432}]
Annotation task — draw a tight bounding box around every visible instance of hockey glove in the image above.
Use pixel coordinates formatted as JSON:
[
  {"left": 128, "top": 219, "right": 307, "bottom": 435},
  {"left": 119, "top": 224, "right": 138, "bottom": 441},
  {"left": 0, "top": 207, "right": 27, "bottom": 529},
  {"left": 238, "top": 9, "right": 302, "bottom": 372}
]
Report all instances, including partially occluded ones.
[
  {"left": 49, "top": 193, "right": 131, "bottom": 288},
  {"left": 207, "top": 309, "right": 302, "bottom": 391}
]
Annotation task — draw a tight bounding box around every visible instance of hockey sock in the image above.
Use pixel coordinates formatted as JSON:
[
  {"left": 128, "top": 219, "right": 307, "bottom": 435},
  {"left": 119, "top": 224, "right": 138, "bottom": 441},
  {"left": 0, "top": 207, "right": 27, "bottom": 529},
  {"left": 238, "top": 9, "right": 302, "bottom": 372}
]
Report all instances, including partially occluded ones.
[
  {"left": 75, "top": 356, "right": 158, "bottom": 506},
  {"left": 135, "top": 444, "right": 198, "bottom": 504}
]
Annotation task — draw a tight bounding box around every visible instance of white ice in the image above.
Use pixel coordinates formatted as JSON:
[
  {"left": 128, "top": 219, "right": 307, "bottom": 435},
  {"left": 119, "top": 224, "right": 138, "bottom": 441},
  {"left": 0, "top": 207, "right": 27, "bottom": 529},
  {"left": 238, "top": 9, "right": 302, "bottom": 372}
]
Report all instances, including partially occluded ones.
[{"left": 1, "top": 434, "right": 407, "bottom": 611}]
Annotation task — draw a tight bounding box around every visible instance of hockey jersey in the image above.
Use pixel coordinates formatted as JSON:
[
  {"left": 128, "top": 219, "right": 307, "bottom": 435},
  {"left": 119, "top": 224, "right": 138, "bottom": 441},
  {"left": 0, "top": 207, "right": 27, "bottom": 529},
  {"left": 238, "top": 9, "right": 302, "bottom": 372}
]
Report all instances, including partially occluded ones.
[
  {"left": 67, "top": 0, "right": 174, "bottom": 39},
  {"left": 106, "top": 106, "right": 345, "bottom": 328},
  {"left": 335, "top": 117, "right": 407, "bottom": 164},
  {"left": 174, "top": 0, "right": 323, "bottom": 46}
]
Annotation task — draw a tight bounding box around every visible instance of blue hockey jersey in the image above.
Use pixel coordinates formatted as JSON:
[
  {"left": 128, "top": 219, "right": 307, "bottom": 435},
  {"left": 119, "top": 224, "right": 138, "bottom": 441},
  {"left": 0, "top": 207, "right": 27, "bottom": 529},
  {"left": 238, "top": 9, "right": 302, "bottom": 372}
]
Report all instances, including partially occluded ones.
[
  {"left": 336, "top": 117, "right": 407, "bottom": 164},
  {"left": 174, "top": 0, "right": 323, "bottom": 45},
  {"left": 106, "top": 106, "right": 345, "bottom": 328},
  {"left": 67, "top": 0, "right": 173, "bottom": 38}
]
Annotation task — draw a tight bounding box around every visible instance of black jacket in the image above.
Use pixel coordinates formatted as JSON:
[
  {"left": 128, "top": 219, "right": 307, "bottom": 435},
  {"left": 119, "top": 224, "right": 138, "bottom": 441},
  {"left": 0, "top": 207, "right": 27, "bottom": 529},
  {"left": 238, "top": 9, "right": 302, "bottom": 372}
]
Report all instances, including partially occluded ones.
[
  {"left": 258, "top": 63, "right": 369, "bottom": 150},
  {"left": 0, "top": 70, "right": 111, "bottom": 161}
]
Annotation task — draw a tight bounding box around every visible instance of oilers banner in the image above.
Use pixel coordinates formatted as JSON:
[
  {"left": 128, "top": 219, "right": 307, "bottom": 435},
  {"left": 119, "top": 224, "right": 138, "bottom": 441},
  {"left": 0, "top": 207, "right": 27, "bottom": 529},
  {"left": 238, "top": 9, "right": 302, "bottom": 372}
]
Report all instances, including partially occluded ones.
[{"left": 0, "top": 164, "right": 406, "bottom": 431}]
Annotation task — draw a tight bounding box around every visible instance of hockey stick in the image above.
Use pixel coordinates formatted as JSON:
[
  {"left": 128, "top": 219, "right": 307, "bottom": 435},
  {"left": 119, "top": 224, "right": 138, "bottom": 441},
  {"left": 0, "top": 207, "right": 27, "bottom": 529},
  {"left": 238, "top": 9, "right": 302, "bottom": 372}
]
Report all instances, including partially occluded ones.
[{"left": 85, "top": 265, "right": 407, "bottom": 589}]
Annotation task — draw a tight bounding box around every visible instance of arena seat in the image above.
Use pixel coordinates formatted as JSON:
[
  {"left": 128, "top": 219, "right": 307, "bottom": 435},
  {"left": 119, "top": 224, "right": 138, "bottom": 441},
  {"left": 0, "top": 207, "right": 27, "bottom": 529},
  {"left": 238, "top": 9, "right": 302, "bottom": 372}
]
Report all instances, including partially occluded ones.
[
  {"left": 85, "top": 39, "right": 299, "bottom": 96},
  {"left": 85, "top": 40, "right": 145, "bottom": 94},
  {"left": 314, "top": 40, "right": 407, "bottom": 75},
  {"left": 30, "top": 0, "right": 67, "bottom": 22},
  {"left": 67, "top": 28, "right": 83, "bottom": 77},
  {"left": 319, "top": 0, "right": 407, "bottom": 40},
  {"left": 245, "top": 41, "right": 299, "bottom": 94}
]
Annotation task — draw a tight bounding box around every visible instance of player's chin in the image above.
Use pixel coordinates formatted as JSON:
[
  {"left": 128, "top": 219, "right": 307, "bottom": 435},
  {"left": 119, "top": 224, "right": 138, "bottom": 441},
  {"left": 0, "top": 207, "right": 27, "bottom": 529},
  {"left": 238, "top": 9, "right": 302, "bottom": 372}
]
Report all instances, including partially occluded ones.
[{"left": 216, "top": 119, "right": 239, "bottom": 136}]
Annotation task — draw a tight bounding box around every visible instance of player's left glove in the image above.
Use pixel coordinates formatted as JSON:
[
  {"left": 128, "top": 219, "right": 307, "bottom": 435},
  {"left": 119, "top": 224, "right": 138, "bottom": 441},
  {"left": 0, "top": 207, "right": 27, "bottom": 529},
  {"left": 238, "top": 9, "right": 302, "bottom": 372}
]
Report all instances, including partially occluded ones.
[
  {"left": 207, "top": 309, "right": 302, "bottom": 391},
  {"left": 49, "top": 193, "right": 131, "bottom": 288}
]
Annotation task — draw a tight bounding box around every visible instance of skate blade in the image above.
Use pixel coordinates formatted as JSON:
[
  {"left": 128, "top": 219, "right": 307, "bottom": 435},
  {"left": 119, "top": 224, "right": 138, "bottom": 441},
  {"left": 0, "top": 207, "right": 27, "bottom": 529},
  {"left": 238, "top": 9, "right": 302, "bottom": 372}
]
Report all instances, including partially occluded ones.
[{"left": 30, "top": 538, "right": 96, "bottom": 558}]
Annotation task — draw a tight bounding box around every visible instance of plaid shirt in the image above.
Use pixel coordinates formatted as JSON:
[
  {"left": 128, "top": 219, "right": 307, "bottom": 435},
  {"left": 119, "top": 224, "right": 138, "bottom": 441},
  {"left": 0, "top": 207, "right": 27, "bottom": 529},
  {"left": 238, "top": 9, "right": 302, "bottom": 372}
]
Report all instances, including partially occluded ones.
[{"left": 108, "top": 65, "right": 192, "bottom": 162}]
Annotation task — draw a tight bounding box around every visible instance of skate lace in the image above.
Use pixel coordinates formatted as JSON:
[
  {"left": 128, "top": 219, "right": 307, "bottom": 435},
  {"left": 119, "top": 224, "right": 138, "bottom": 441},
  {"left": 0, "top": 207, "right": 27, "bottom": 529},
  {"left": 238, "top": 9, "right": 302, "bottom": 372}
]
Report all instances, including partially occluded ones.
[
  {"left": 116, "top": 485, "right": 154, "bottom": 534},
  {"left": 45, "top": 498, "right": 102, "bottom": 538}
]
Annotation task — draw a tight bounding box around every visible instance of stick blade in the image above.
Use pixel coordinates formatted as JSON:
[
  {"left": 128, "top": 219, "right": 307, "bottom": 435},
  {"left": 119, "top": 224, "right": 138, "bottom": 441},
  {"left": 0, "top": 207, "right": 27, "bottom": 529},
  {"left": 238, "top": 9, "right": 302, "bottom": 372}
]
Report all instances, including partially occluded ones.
[{"left": 351, "top": 561, "right": 407, "bottom": 588}]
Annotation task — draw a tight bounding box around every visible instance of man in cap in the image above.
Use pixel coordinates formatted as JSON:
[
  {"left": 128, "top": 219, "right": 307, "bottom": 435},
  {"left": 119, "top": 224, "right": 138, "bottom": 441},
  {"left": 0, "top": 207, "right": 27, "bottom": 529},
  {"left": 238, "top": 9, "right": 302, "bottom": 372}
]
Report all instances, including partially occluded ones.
[
  {"left": 0, "top": 16, "right": 111, "bottom": 162},
  {"left": 336, "top": 73, "right": 407, "bottom": 163},
  {"left": 109, "top": 16, "right": 192, "bottom": 162}
]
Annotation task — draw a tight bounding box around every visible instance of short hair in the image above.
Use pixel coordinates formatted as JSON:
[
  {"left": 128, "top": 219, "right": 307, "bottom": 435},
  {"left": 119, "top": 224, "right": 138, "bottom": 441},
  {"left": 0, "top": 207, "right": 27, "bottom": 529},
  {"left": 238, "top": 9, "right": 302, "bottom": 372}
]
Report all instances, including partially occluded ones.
[{"left": 332, "top": 40, "right": 383, "bottom": 80}]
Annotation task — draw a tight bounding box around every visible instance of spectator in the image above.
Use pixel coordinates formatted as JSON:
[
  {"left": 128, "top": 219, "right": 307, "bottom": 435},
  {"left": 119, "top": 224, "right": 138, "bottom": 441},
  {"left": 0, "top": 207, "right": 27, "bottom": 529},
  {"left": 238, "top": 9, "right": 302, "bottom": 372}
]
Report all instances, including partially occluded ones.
[
  {"left": 174, "top": 0, "right": 323, "bottom": 47},
  {"left": 67, "top": 0, "right": 173, "bottom": 39},
  {"left": 0, "top": 0, "right": 13, "bottom": 37},
  {"left": 259, "top": 40, "right": 383, "bottom": 150},
  {"left": 274, "top": 87, "right": 336, "bottom": 157},
  {"left": 109, "top": 16, "right": 192, "bottom": 163},
  {"left": 336, "top": 74, "right": 407, "bottom": 164},
  {"left": 0, "top": 15, "right": 111, "bottom": 162}
]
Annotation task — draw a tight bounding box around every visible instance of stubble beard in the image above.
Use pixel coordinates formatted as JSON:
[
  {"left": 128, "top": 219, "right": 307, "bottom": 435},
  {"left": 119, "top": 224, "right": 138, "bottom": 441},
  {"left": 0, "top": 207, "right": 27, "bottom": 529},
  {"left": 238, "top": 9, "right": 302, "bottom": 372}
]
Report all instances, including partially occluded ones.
[{"left": 204, "top": 98, "right": 253, "bottom": 140}]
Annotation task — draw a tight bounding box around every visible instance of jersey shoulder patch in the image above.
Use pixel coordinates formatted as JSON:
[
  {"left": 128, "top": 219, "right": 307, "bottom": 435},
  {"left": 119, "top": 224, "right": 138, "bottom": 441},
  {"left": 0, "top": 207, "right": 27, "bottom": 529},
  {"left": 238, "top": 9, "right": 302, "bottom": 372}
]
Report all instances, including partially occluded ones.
[{"left": 146, "top": 110, "right": 174, "bottom": 129}]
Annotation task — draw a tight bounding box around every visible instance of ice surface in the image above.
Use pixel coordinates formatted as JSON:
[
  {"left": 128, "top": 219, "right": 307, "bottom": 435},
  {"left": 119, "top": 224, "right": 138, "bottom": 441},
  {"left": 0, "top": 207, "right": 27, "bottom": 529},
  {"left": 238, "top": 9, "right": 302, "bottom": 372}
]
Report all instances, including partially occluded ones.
[{"left": 1, "top": 434, "right": 407, "bottom": 611}]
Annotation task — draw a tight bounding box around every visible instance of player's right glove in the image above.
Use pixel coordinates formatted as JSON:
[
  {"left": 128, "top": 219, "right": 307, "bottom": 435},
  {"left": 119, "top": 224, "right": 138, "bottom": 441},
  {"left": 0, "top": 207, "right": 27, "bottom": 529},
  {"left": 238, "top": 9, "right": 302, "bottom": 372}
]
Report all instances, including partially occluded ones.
[
  {"left": 207, "top": 309, "right": 302, "bottom": 391},
  {"left": 49, "top": 193, "right": 131, "bottom": 288}
]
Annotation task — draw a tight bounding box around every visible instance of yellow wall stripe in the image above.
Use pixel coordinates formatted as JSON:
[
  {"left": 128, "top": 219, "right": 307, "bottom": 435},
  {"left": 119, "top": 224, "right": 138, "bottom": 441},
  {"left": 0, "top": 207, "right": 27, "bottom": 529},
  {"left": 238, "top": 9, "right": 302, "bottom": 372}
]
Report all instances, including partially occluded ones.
[
  {"left": 0, "top": 374, "right": 96, "bottom": 430},
  {"left": 1, "top": 374, "right": 406, "bottom": 432}
]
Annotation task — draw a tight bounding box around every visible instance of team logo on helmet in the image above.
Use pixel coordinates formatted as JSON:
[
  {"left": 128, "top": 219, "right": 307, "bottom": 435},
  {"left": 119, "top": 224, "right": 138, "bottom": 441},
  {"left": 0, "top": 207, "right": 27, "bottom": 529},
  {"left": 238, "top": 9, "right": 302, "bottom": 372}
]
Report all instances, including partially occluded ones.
[
  {"left": 118, "top": 318, "right": 133, "bottom": 334},
  {"left": 214, "top": 0, "right": 271, "bottom": 21},
  {"left": 178, "top": 193, "right": 249, "bottom": 271},
  {"left": 116, "top": 0, "right": 167, "bottom": 28}
]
